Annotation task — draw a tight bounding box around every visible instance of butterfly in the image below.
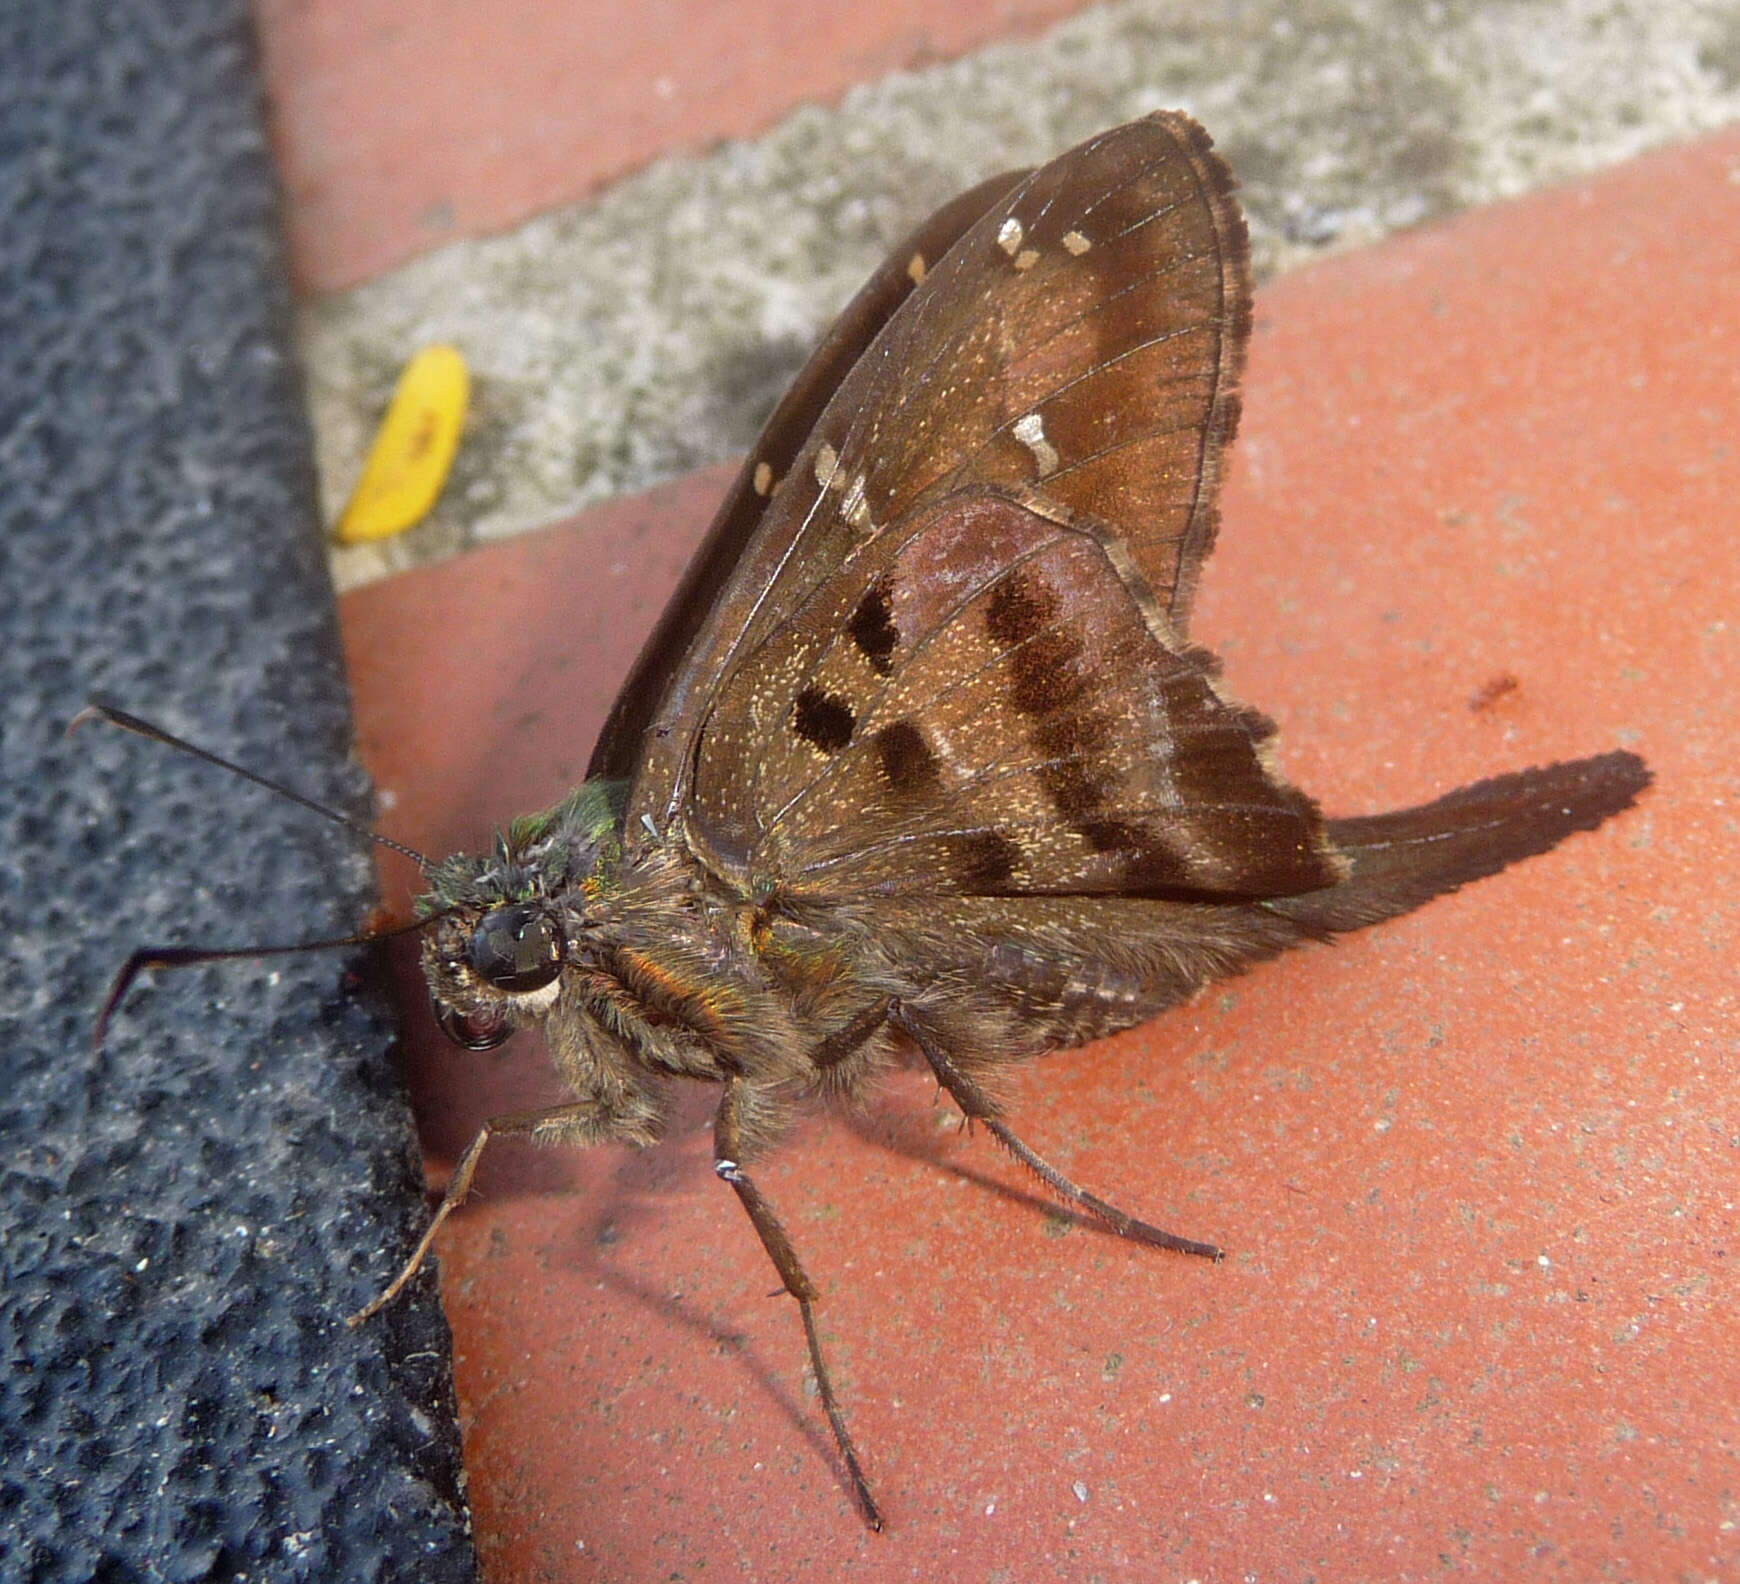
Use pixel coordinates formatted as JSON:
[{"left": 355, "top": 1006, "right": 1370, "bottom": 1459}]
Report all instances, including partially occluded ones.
[{"left": 90, "top": 111, "right": 1650, "bottom": 1530}]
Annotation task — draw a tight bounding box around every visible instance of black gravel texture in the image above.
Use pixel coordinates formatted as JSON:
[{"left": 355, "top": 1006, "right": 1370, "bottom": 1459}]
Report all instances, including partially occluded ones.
[{"left": 0, "top": 2, "right": 477, "bottom": 1579}]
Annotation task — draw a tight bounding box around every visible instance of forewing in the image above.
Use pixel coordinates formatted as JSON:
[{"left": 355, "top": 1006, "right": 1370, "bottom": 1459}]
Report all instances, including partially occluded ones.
[
  {"left": 815, "top": 110, "right": 1251, "bottom": 631},
  {"left": 596, "top": 170, "right": 1027, "bottom": 789},
  {"left": 626, "top": 112, "right": 1249, "bottom": 832}
]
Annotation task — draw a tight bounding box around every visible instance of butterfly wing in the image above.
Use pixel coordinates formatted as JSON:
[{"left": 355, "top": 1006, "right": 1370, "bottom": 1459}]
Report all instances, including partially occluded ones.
[
  {"left": 590, "top": 169, "right": 1028, "bottom": 786},
  {"left": 691, "top": 485, "right": 1339, "bottom": 898},
  {"left": 630, "top": 112, "right": 1341, "bottom": 899}
]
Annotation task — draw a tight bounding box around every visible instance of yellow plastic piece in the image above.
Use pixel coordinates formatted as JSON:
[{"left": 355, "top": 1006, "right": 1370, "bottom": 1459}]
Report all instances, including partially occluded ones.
[{"left": 334, "top": 344, "right": 469, "bottom": 544}]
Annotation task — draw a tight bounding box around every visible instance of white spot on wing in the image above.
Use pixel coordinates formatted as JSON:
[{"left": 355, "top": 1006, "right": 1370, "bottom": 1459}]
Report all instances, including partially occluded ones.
[
  {"left": 813, "top": 442, "right": 840, "bottom": 490},
  {"left": 1012, "top": 412, "right": 1059, "bottom": 478},
  {"left": 907, "top": 252, "right": 926, "bottom": 285},
  {"left": 1014, "top": 249, "right": 1039, "bottom": 272},
  {"left": 840, "top": 471, "right": 872, "bottom": 531},
  {"left": 1063, "top": 230, "right": 1091, "bottom": 256},
  {"left": 997, "top": 216, "right": 1023, "bottom": 256},
  {"left": 753, "top": 460, "right": 774, "bottom": 496}
]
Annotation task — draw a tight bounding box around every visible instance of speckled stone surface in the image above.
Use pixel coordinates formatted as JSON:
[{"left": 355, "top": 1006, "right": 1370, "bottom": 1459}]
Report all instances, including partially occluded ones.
[{"left": 0, "top": 2, "right": 473, "bottom": 1578}]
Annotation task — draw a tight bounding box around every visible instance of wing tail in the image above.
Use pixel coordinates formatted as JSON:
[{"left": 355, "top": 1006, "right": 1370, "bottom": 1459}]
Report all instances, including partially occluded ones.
[{"left": 1273, "top": 750, "right": 1651, "bottom": 935}]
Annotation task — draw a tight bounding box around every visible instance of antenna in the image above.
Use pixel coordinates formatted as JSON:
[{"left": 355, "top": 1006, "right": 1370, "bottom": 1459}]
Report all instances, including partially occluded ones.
[
  {"left": 71, "top": 701, "right": 447, "bottom": 1047},
  {"left": 69, "top": 701, "right": 432, "bottom": 868}
]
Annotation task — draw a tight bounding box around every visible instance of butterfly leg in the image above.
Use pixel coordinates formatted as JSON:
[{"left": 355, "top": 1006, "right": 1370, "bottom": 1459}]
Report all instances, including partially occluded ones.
[
  {"left": 889, "top": 1002, "right": 1222, "bottom": 1261},
  {"left": 714, "top": 1080, "right": 884, "bottom": 1532},
  {"left": 347, "top": 1102, "right": 606, "bottom": 1326},
  {"left": 810, "top": 997, "right": 895, "bottom": 1069}
]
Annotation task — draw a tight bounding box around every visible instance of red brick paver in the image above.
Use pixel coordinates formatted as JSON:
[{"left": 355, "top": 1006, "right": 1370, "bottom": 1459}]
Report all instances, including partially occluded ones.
[{"left": 256, "top": 0, "right": 1095, "bottom": 293}]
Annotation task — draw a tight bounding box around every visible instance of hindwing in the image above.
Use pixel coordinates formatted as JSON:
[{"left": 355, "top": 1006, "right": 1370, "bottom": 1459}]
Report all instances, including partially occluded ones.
[
  {"left": 693, "top": 489, "right": 1339, "bottom": 898},
  {"left": 604, "top": 112, "right": 1339, "bottom": 900}
]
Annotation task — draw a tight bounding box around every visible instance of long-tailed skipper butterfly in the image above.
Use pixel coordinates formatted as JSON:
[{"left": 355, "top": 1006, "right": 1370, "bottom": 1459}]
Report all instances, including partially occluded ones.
[{"left": 85, "top": 112, "right": 1650, "bottom": 1530}]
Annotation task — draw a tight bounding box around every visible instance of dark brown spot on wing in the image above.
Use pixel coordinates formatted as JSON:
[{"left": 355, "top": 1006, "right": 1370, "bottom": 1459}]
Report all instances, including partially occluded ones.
[
  {"left": 945, "top": 831, "right": 1021, "bottom": 890},
  {"left": 792, "top": 687, "right": 855, "bottom": 754},
  {"left": 986, "top": 570, "right": 1090, "bottom": 722},
  {"left": 984, "top": 566, "right": 1121, "bottom": 821},
  {"left": 1025, "top": 751, "right": 1118, "bottom": 824},
  {"left": 1074, "top": 816, "right": 1191, "bottom": 891},
  {"left": 874, "top": 720, "right": 942, "bottom": 800},
  {"left": 1074, "top": 815, "right": 1143, "bottom": 855},
  {"left": 984, "top": 567, "right": 1058, "bottom": 649},
  {"left": 847, "top": 578, "right": 899, "bottom": 675}
]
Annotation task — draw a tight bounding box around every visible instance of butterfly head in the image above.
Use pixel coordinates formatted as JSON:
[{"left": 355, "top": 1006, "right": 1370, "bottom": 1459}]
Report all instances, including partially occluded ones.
[{"left": 416, "top": 778, "right": 627, "bottom": 1051}]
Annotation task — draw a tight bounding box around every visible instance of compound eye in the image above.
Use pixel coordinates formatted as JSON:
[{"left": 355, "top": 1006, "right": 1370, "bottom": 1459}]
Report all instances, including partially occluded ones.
[
  {"left": 466, "top": 903, "right": 564, "bottom": 993},
  {"left": 432, "top": 996, "right": 511, "bottom": 1051}
]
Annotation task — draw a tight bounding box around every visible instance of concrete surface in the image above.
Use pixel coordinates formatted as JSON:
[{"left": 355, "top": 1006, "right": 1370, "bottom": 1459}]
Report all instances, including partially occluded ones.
[{"left": 269, "top": 0, "right": 1740, "bottom": 589}]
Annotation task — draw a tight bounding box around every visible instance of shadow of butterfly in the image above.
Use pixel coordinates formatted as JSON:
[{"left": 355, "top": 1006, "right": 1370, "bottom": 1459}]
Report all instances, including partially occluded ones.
[{"left": 90, "top": 111, "right": 1649, "bottom": 1531}]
